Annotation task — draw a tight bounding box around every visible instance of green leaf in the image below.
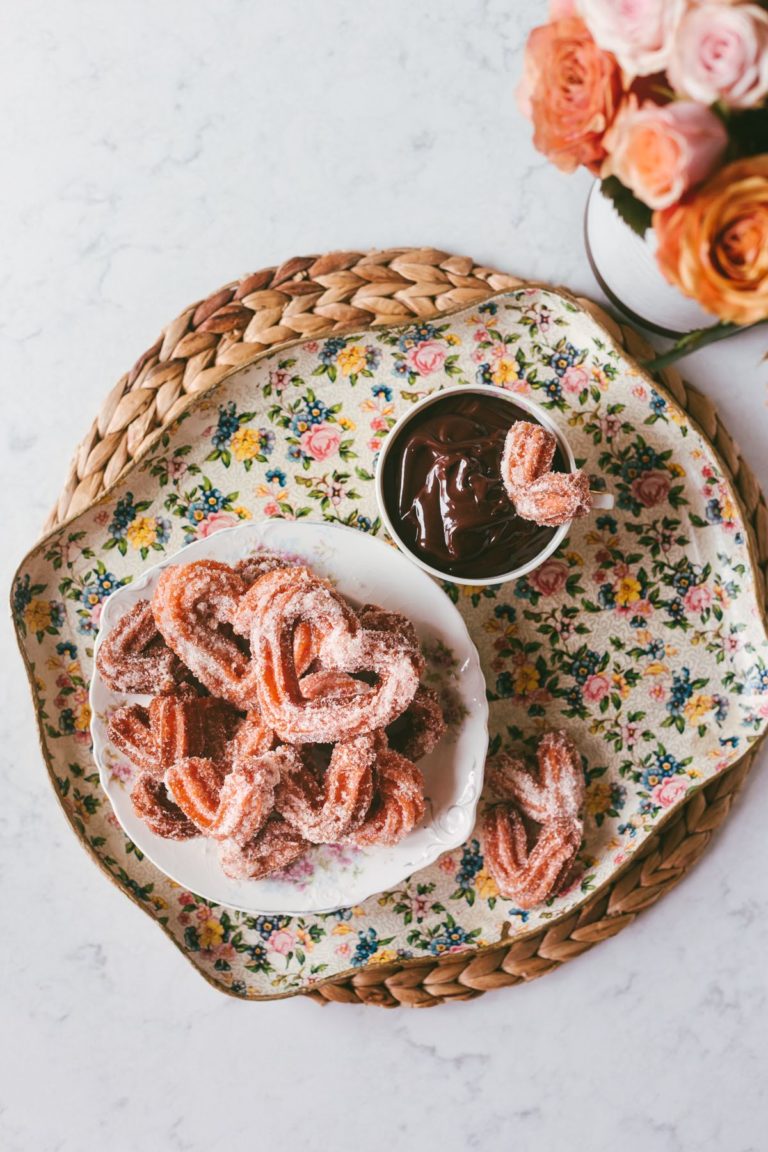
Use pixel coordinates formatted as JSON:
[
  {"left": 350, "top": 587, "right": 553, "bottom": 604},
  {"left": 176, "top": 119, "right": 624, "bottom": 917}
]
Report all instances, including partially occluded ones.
[{"left": 600, "top": 177, "right": 652, "bottom": 238}]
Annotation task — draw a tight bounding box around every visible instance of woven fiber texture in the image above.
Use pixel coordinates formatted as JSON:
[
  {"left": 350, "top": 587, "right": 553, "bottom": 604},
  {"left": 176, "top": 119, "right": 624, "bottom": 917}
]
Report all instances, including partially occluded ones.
[{"left": 45, "top": 248, "right": 767, "bottom": 1008}]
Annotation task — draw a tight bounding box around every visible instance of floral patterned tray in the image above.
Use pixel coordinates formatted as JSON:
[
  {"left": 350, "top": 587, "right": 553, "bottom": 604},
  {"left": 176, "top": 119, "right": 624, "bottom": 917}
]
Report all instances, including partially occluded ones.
[{"left": 13, "top": 286, "right": 768, "bottom": 999}]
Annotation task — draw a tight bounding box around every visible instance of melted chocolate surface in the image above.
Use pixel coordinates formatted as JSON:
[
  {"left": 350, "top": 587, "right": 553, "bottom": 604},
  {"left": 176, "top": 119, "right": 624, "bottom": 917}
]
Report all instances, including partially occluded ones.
[{"left": 382, "top": 392, "right": 564, "bottom": 580}]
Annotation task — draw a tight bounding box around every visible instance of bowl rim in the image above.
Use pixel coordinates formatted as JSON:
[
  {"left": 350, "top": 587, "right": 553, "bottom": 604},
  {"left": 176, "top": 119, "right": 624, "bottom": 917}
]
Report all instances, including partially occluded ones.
[
  {"left": 374, "top": 383, "right": 577, "bottom": 587},
  {"left": 88, "top": 518, "right": 490, "bottom": 914}
]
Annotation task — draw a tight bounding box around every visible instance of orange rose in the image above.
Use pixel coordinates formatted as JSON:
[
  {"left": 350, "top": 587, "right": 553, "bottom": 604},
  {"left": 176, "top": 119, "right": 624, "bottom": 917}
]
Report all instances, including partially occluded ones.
[
  {"left": 654, "top": 157, "right": 768, "bottom": 325},
  {"left": 520, "top": 17, "right": 623, "bottom": 175}
]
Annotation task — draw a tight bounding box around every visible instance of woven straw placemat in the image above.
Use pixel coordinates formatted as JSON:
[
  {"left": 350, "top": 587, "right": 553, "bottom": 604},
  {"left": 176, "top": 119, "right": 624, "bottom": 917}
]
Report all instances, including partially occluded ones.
[{"left": 43, "top": 248, "right": 767, "bottom": 1007}]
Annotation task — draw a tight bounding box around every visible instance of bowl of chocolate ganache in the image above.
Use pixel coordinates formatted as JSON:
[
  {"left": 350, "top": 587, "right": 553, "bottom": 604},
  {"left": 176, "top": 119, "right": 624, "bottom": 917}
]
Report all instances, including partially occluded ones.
[{"left": 376, "top": 385, "right": 577, "bottom": 585}]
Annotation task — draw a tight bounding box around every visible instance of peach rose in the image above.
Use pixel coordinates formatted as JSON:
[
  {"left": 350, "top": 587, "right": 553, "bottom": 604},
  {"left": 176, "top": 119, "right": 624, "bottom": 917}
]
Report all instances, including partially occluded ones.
[
  {"left": 196, "top": 511, "right": 240, "bottom": 537},
  {"left": 405, "top": 341, "right": 447, "bottom": 376},
  {"left": 268, "top": 930, "right": 294, "bottom": 955},
  {"left": 578, "top": 0, "right": 685, "bottom": 76},
  {"left": 583, "top": 673, "right": 611, "bottom": 702},
  {"left": 683, "top": 584, "right": 713, "bottom": 613},
  {"left": 602, "top": 98, "right": 727, "bottom": 210},
  {"left": 529, "top": 559, "right": 570, "bottom": 596},
  {"left": 651, "top": 776, "right": 688, "bottom": 807},
  {"left": 299, "top": 422, "right": 341, "bottom": 461},
  {"left": 668, "top": 3, "right": 768, "bottom": 109},
  {"left": 561, "top": 364, "right": 590, "bottom": 393},
  {"left": 630, "top": 470, "right": 671, "bottom": 507},
  {"left": 519, "top": 17, "right": 623, "bottom": 174},
  {"left": 654, "top": 156, "right": 768, "bottom": 325}
]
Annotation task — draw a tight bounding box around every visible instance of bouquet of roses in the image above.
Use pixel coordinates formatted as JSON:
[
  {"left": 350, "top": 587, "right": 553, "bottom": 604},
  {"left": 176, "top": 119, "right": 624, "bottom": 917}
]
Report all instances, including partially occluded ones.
[{"left": 520, "top": 0, "right": 768, "bottom": 333}]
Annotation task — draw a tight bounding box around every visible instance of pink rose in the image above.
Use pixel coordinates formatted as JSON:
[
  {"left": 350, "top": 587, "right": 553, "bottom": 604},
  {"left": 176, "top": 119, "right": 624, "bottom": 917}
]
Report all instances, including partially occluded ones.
[
  {"left": 530, "top": 559, "right": 570, "bottom": 596},
  {"left": 668, "top": 3, "right": 768, "bottom": 109},
  {"left": 299, "top": 422, "right": 341, "bottom": 461},
  {"left": 370, "top": 416, "right": 388, "bottom": 431},
  {"left": 263, "top": 500, "right": 281, "bottom": 517},
  {"left": 405, "top": 341, "right": 447, "bottom": 376},
  {"left": 683, "top": 584, "right": 712, "bottom": 613},
  {"left": 197, "top": 511, "right": 239, "bottom": 538},
  {"left": 651, "top": 776, "right": 689, "bottom": 808},
  {"left": 368, "top": 438, "right": 382, "bottom": 453},
  {"left": 335, "top": 942, "right": 352, "bottom": 958},
  {"left": 583, "top": 673, "right": 611, "bottom": 702},
  {"left": 632, "top": 384, "right": 647, "bottom": 399},
  {"left": 562, "top": 364, "right": 589, "bottom": 394},
  {"left": 630, "top": 470, "right": 670, "bottom": 507},
  {"left": 268, "top": 930, "right": 294, "bottom": 955},
  {"left": 649, "top": 681, "right": 666, "bottom": 702},
  {"left": 602, "top": 99, "right": 727, "bottom": 210},
  {"left": 578, "top": 0, "right": 686, "bottom": 76}
]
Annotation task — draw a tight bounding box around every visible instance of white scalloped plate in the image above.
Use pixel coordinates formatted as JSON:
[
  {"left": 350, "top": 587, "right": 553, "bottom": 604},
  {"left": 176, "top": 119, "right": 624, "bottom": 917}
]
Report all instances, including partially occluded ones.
[{"left": 89, "top": 520, "right": 488, "bottom": 913}]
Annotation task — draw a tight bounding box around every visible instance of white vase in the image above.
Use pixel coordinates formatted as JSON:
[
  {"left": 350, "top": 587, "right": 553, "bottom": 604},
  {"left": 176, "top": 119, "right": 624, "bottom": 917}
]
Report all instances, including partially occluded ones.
[{"left": 584, "top": 181, "right": 714, "bottom": 338}]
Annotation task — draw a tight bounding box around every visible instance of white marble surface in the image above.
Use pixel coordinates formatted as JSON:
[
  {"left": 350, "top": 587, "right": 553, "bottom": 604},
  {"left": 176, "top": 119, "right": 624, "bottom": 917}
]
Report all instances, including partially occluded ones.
[{"left": 1, "top": 3, "right": 766, "bottom": 1150}]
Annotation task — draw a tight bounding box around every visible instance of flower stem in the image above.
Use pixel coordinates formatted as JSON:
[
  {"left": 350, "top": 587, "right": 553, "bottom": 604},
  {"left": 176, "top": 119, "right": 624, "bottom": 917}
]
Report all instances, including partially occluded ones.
[{"left": 642, "top": 320, "right": 766, "bottom": 374}]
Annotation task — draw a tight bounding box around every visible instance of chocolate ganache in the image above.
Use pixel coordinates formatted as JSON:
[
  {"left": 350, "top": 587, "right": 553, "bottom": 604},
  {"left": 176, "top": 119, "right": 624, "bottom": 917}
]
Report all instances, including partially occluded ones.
[{"left": 382, "top": 392, "right": 565, "bottom": 579}]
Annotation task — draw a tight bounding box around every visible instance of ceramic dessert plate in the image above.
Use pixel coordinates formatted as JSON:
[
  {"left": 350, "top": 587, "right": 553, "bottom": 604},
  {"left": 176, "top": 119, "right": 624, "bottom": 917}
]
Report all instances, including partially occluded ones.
[
  {"left": 89, "top": 519, "right": 488, "bottom": 914},
  {"left": 13, "top": 285, "right": 768, "bottom": 1000}
]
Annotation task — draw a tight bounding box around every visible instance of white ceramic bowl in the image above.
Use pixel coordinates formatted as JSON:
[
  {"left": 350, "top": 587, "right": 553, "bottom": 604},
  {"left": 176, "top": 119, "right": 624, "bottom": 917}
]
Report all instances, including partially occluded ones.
[
  {"left": 375, "top": 384, "right": 579, "bottom": 587},
  {"left": 90, "top": 519, "right": 488, "bottom": 914}
]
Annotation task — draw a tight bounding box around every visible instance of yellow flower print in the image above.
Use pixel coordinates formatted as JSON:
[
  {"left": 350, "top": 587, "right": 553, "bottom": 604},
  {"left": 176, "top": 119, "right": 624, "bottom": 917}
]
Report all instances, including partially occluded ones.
[
  {"left": 684, "top": 694, "right": 713, "bottom": 724},
  {"left": 152, "top": 895, "right": 168, "bottom": 911},
  {"left": 591, "top": 367, "right": 609, "bottom": 389},
  {"left": 230, "top": 427, "right": 261, "bottom": 462},
  {"left": 644, "top": 662, "right": 668, "bottom": 677},
  {"left": 445, "top": 333, "right": 461, "bottom": 346},
  {"left": 668, "top": 462, "right": 686, "bottom": 476},
  {"left": 370, "top": 949, "right": 398, "bottom": 965},
  {"left": 337, "top": 345, "right": 367, "bottom": 376},
  {"left": 199, "top": 918, "right": 224, "bottom": 949},
  {"left": 475, "top": 869, "right": 498, "bottom": 900},
  {"left": 616, "top": 576, "right": 642, "bottom": 605},
  {"left": 585, "top": 781, "right": 613, "bottom": 816},
  {"left": 514, "top": 664, "right": 540, "bottom": 694},
  {"left": 491, "top": 358, "right": 518, "bottom": 386},
  {"left": 295, "top": 928, "right": 314, "bottom": 952},
  {"left": 338, "top": 416, "right": 356, "bottom": 431},
  {"left": 126, "top": 517, "right": 158, "bottom": 551},
  {"left": 25, "top": 599, "right": 52, "bottom": 634},
  {"left": 233, "top": 505, "right": 252, "bottom": 520},
  {"left": 332, "top": 923, "right": 354, "bottom": 936},
  {"left": 74, "top": 702, "right": 92, "bottom": 732},
  {"left": 612, "top": 673, "right": 630, "bottom": 699}
]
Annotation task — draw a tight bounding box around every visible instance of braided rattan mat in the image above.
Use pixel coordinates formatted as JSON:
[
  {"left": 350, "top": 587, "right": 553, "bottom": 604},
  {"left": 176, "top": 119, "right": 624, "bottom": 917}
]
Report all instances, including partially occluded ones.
[{"left": 44, "top": 248, "right": 768, "bottom": 1007}]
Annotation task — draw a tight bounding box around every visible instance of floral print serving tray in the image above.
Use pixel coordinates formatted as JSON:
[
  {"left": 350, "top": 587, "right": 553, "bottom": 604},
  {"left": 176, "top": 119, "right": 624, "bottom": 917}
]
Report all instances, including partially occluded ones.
[{"left": 13, "top": 287, "right": 768, "bottom": 999}]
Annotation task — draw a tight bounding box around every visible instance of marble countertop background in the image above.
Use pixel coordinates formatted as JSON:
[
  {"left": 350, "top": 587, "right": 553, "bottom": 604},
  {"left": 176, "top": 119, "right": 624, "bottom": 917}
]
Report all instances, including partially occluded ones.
[{"left": 1, "top": 3, "right": 766, "bottom": 1150}]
